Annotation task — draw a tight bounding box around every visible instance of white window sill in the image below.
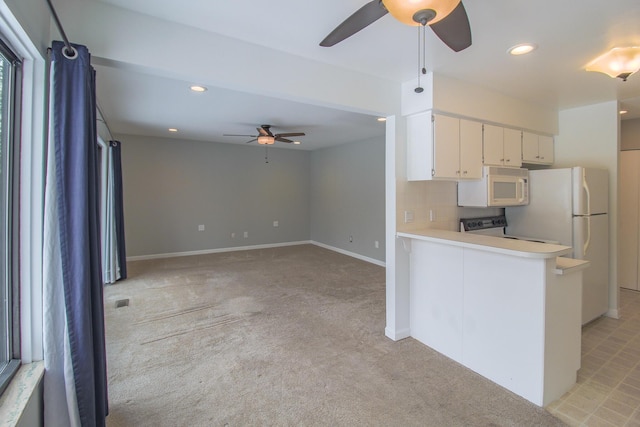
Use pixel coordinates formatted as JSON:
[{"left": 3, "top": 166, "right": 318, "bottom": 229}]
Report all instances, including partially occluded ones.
[{"left": 0, "top": 361, "right": 44, "bottom": 427}]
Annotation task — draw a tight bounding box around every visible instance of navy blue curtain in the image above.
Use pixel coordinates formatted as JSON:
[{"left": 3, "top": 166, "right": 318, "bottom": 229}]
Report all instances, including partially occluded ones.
[
  {"left": 110, "top": 140, "right": 127, "bottom": 280},
  {"left": 51, "top": 40, "right": 108, "bottom": 426}
]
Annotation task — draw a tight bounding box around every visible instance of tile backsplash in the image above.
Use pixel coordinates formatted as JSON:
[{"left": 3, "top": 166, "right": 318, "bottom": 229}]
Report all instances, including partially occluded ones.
[{"left": 397, "top": 179, "right": 501, "bottom": 232}]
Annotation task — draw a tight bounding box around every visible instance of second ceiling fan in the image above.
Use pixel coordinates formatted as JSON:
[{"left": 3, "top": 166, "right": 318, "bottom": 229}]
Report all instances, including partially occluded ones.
[
  {"left": 320, "top": 0, "right": 472, "bottom": 52},
  {"left": 224, "top": 124, "right": 305, "bottom": 145}
]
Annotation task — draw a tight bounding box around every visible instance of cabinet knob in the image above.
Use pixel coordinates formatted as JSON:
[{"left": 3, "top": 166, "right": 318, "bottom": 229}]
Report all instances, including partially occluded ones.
[
  {"left": 456, "top": 170, "right": 460, "bottom": 175},
  {"left": 500, "top": 159, "right": 504, "bottom": 162},
  {"left": 506, "top": 159, "right": 510, "bottom": 162},
  {"left": 536, "top": 155, "right": 540, "bottom": 159},
  {"left": 463, "top": 170, "right": 468, "bottom": 175}
]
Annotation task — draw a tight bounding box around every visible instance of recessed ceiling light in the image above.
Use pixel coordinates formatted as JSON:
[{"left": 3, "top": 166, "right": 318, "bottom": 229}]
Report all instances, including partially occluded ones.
[
  {"left": 293, "top": 141, "right": 301, "bottom": 145},
  {"left": 377, "top": 117, "right": 387, "bottom": 122},
  {"left": 620, "top": 110, "right": 628, "bottom": 115},
  {"left": 168, "top": 128, "right": 178, "bottom": 132},
  {"left": 508, "top": 43, "right": 538, "bottom": 56},
  {"left": 189, "top": 85, "right": 207, "bottom": 92}
]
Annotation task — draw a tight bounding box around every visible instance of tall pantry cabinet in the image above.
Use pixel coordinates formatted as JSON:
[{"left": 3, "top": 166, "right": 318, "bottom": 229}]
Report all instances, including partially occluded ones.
[{"left": 619, "top": 150, "right": 640, "bottom": 290}]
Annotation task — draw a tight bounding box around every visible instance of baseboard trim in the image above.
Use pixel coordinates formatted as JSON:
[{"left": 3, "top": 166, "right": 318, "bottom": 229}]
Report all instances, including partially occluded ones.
[
  {"left": 126, "top": 241, "right": 312, "bottom": 261},
  {"left": 385, "top": 327, "right": 411, "bottom": 341},
  {"left": 127, "top": 241, "right": 386, "bottom": 267},
  {"left": 606, "top": 308, "right": 620, "bottom": 319},
  {"left": 310, "top": 241, "right": 386, "bottom": 267}
]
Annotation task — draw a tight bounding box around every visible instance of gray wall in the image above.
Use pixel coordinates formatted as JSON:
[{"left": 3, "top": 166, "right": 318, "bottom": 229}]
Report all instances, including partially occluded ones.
[
  {"left": 121, "top": 135, "right": 311, "bottom": 257},
  {"left": 310, "top": 136, "right": 385, "bottom": 262},
  {"left": 622, "top": 118, "right": 640, "bottom": 150}
]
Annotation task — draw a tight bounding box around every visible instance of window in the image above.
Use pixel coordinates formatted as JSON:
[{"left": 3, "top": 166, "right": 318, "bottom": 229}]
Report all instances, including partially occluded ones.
[{"left": 0, "top": 36, "right": 21, "bottom": 396}]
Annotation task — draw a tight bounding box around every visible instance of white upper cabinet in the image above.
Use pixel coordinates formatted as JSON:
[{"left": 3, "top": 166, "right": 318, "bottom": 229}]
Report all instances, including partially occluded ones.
[
  {"left": 406, "top": 111, "right": 482, "bottom": 181},
  {"left": 482, "top": 124, "right": 522, "bottom": 167},
  {"left": 522, "top": 132, "right": 554, "bottom": 165},
  {"left": 458, "top": 119, "right": 483, "bottom": 179}
]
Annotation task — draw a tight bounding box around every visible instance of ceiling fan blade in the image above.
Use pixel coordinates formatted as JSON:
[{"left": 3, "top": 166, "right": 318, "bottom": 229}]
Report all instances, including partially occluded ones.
[
  {"left": 429, "top": 1, "right": 472, "bottom": 52},
  {"left": 275, "top": 137, "right": 293, "bottom": 143},
  {"left": 245, "top": 138, "right": 257, "bottom": 144},
  {"left": 224, "top": 133, "right": 258, "bottom": 137},
  {"left": 320, "top": 0, "right": 388, "bottom": 47},
  {"left": 257, "top": 127, "right": 269, "bottom": 136},
  {"left": 275, "top": 132, "right": 305, "bottom": 138}
]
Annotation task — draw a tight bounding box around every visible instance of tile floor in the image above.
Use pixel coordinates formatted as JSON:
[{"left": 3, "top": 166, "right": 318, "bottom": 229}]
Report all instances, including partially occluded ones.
[{"left": 548, "top": 289, "right": 640, "bottom": 426}]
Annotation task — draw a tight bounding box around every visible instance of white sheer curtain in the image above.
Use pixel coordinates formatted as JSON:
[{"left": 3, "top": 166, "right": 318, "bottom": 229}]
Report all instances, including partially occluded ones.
[{"left": 98, "top": 137, "right": 120, "bottom": 284}]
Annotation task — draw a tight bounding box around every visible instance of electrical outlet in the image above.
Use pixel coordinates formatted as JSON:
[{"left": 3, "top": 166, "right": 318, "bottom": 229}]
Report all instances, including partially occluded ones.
[
  {"left": 430, "top": 209, "right": 436, "bottom": 222},
  {"left": 244, "top": 231, "right": 248, "bottom": 238},
  {"left": 404, "top": 211, "right": 414, "bottom": 223},
  {"left": 375, "top": 241, "right": 379, "bottom": 249},
  {"left": 273, "top": 220, "right": 279, "bottom": 227},
  {"left": 198, "top": 224, "right": 205, "bottom": 231},
  {"left": 231, "top": 232, "right": 235, "bottom": 238},
  {"left": 349, "top": 235, "right": 353, "bottom": 243}
]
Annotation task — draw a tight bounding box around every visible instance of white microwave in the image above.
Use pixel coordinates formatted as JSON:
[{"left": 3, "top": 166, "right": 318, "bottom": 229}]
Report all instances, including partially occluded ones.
[{"left": 457, "top": 166, "right": 529, "bottom": 207}]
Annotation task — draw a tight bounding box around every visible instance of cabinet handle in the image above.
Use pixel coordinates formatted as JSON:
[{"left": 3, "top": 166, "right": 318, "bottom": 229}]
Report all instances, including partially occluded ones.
[
  {"left": 456, "top": 170, "right": 460, "bottom": 175},
  {"left": 500, "top": 158, "right": 504, "bottom": 162},
  {"left": 463, "top": 171, "right": 468, "bottom": 175},
  {"left": 536, "top": 155, "right": 540, "bottom": 159},
  {"left": 506, "top": 159, "right": 510, "bottom": 162}
]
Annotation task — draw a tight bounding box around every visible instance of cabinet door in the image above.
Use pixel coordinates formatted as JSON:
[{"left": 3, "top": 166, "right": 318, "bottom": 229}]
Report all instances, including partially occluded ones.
[
  {"left": 460, "top": 119, "right": 483, "bottom": 179},
  {"left": 503, "top": 128, "right": 522, "bottom": 167},
  {"left": 406, "top": 111, "right": 434, "bottom": 181},
  {"left": 483, "top": 124, "right": 504, "bottom": 166},
  {"left": 538, "top": 135, "right": 554, "bottom": 164},
  {"left": 433, "top": 114, "right": 460, "bottom": 178},
  {"left": 619, "top": 151, "right": 640, "bottom": 290},
  {"left": 521, "top": 131, "right": 539, "bottom": 163}
]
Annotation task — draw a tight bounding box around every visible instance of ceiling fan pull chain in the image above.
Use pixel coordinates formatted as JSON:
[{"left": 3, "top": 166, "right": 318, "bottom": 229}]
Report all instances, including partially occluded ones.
[
  {"left": 422, "top": 24, "right": 427, "bottom": 75},
  {"left": 265, "top": 146, "right": 269, "bottom": 163},
  {"left": 415, "top": 25, "right": 424, "bottom": 93}
]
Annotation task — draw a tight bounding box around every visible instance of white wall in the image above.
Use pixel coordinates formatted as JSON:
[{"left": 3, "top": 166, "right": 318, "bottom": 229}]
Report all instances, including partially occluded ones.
[
  {"left": 555, "top": 101, "right": 620, "bottom": 318},
  {"left": 621, "top": 118, "right": 640, "bottom": 150},
  {"left": 310, "top": 136, "right": 385, "bottom": 263}
]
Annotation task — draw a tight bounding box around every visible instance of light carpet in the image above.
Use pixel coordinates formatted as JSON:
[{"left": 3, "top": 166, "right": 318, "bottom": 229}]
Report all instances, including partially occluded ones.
[{"left": 104, "top": 244, "right": 564, "bottom": 426}]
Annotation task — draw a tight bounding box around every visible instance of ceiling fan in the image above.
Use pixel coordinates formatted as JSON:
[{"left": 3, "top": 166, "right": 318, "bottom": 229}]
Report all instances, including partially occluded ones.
[
  {"left": 320, "top": 0, "right": 472, "bottom": 52},
  {"left": 223, "top": 125, "right": 306, "bottom": 145}
]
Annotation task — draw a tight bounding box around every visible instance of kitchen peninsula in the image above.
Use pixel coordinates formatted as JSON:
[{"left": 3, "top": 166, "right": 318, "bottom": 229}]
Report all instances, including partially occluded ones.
[{"left": 397, "top": 228, "right": 590, "bottom": 406}]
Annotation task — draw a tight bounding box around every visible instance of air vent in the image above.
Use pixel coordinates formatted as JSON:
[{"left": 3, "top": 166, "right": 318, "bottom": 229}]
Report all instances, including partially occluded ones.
[{"left": 115, "top": 299, "right": 129, "bottom": 309}]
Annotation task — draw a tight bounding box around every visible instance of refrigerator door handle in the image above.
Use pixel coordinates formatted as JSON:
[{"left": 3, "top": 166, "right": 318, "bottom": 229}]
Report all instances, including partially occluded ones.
[
  {"left": 582, "top": 168, "right": 592, "bottom": 216},
  {"left": 583, "top": 217, "right": 591, "bottom": 256}
]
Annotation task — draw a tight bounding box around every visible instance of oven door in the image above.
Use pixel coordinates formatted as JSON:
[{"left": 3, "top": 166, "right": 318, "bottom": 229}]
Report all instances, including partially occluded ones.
[{"left": 487, "top": 175, "right": 529, "bottom": 206}]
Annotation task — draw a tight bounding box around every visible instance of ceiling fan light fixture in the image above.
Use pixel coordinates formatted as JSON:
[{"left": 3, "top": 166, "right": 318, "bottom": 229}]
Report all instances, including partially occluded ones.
[
  {"left": 381, "top": 0, "right": 460, "bottom": 26},
  {"left": 586, "top": 47, "right": 640, "bottom": 81},
  {"left": 257, "top": 135, "right": 275, "bottom": 145}
]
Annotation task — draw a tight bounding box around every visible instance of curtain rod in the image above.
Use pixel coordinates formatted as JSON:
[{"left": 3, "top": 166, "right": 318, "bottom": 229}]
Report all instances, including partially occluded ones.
[{"left": 45, "top": 0, "right": 76, "bottom": 57}]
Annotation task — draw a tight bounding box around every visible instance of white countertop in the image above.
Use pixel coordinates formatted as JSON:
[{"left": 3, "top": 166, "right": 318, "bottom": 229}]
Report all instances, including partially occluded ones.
[{"left": 397, "top": 228, "right": 572, "bottom": 259}]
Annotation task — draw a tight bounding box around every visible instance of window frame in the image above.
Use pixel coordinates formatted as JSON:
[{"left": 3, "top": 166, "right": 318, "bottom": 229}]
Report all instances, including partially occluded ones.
[{"left": 0, "top": 35, "right": 22, "bottom": 397}]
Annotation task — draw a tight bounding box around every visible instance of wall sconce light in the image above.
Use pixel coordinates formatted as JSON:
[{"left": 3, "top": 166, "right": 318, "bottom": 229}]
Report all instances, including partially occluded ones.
[
  {"left": 257, "top": 135, "right": 275, "bottom": 145},
  {"left": 586, "top": 47, "right": 640, "bottom": 82}
]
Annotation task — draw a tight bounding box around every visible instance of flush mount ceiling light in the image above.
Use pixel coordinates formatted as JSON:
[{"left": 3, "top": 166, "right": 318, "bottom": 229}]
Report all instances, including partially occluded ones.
[
  {"left": 586, "top": 47, "right": 640, "bottom": 82},
  {"left": 189, "top": 85, "right": 207, "bottom": 92},
  {"left": 508, "top": 43, "right": 537, "bottom": 56},
  {"left": 257, "top": 135, "right": 276, "bottom": 145}
]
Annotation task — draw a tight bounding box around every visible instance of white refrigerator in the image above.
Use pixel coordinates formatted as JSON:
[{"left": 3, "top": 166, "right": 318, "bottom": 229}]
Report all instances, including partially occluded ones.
[{"left": 505, "top": 167, "right": 609, "bottom": 325}]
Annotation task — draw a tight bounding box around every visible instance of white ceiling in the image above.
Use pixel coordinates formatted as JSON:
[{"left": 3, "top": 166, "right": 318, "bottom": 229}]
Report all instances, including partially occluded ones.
[{"left": 85, "top": 0, "right": 640, "bottom": 148}]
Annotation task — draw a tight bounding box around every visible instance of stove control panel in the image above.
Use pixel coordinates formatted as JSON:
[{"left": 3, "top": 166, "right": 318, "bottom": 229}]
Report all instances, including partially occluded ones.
[{"left": 460, "top": 215, "right": 507, "bottom": 232}]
